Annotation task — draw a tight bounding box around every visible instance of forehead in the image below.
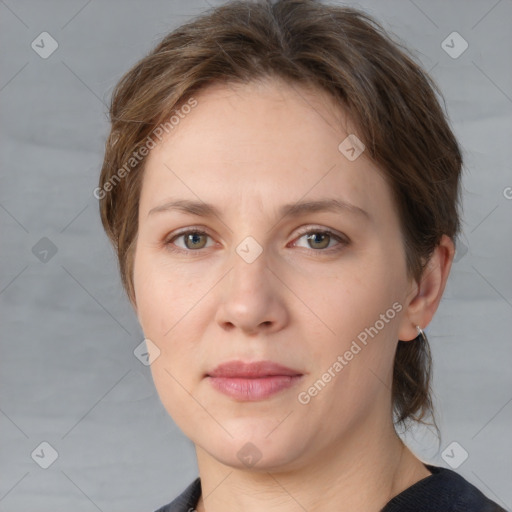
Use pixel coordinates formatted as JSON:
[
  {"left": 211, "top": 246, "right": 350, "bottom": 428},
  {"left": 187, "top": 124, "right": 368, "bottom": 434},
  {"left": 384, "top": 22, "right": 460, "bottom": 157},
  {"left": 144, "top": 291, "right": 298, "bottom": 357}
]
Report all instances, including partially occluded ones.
[
  {"left": 149, "top": 77, "right": 355, "bottom": 162},
  {"left": 139, "top": 78, "right": 393, "bottom": 224}
]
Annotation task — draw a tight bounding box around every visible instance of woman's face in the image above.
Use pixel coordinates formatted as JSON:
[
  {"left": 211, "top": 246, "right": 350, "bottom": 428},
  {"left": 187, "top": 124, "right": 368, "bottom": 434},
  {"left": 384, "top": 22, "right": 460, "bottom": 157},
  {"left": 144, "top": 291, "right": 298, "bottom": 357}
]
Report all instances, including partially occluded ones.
[{"left": 133, "top": 78, "right": 417, "bottom": 471}]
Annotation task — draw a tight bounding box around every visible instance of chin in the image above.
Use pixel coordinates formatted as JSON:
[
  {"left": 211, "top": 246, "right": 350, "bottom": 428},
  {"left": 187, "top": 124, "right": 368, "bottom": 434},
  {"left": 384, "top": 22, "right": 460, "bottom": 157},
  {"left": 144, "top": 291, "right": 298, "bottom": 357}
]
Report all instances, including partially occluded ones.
[{"left": 195, "top": 423, "right": 310, "bottom": 472}]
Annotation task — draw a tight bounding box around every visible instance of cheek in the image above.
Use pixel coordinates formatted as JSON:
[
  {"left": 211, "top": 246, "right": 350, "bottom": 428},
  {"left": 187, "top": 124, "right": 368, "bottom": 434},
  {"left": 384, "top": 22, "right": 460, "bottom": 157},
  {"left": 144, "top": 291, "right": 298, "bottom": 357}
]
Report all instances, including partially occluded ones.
[
  {"left": 133, "top": 254, "right": 206, "bottom": 426},
  {"left": 303, "top": 259, "right": 405, "bottom": 386},
  {"left": 133, "top": 249, "right": 190, "bottom": 335},
  {"left": 321, "top": 262, "right": 402, "bottom": 328},
  {"left": 133, "top": 250, "right": 209, "bottom": 373}
]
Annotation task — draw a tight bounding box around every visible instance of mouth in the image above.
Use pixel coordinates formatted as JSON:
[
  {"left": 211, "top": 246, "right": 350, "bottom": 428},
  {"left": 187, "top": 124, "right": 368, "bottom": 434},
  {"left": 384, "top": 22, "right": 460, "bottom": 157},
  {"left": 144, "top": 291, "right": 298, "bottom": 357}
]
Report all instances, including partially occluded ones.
[{"left": 205, "top": 360, "right": 304, "bottom": 401}]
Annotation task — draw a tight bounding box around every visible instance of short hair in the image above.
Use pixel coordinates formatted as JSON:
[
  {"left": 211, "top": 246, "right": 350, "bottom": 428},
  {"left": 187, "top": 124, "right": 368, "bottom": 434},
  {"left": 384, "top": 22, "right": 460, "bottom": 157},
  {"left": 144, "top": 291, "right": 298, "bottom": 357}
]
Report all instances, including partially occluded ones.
[{"left": 98, "top": 0, "right": 463, "bottom": 431}]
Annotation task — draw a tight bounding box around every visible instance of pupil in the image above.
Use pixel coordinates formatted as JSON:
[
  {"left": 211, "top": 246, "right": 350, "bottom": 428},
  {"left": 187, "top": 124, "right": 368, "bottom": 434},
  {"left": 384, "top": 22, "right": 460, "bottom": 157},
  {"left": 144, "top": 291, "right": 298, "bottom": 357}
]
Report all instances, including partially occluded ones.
[
  {"left": 309, "top": 233, "right": 328, "bottom": 248},
  {"left": 188, "top": 233, "right": 203, "bottom": 247}
]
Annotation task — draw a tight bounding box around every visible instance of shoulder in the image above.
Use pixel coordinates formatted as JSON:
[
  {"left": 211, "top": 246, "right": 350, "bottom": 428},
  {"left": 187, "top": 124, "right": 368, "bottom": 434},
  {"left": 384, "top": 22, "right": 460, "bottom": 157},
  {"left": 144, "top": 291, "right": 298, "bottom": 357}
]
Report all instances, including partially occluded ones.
[
  {"left": 382, "top": 464, "right": 507, "bottom": 512},
  {"left": 153, "top": 477, "right": 201, "bottom": 512}
]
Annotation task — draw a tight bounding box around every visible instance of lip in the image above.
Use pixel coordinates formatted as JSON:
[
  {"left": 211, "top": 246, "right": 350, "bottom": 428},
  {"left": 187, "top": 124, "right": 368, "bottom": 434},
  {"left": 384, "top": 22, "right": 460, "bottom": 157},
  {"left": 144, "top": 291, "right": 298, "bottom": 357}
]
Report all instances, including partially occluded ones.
[
  {"left": 207, "top": 360, "right": 302, "bottom": 378},
  {"left": 206, "top": 360, "right": 304, "bottom": 401}
]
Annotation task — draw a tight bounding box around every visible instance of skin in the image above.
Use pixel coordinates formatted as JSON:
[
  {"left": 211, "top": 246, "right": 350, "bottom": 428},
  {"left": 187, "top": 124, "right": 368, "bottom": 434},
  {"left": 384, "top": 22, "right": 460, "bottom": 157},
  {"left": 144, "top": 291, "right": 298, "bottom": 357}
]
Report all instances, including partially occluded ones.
[{"left": 132, "top": 77, "right": 454, "bottom": 512}]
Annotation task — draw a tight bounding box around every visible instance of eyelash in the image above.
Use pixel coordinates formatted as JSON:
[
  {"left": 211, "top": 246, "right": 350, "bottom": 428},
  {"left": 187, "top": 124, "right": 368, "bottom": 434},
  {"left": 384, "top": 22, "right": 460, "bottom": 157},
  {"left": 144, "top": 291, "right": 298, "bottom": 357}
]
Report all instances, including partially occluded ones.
[{"left": 163, "top": 226, "right": 349, "bottom": 256}]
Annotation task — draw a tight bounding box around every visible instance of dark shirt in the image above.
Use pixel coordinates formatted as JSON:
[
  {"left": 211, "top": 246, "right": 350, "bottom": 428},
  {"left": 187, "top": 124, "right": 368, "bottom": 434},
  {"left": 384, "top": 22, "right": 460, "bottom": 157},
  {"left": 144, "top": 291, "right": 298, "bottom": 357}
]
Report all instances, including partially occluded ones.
[{"left": 154, "top": 464, "right": 507, "bottom": 512}]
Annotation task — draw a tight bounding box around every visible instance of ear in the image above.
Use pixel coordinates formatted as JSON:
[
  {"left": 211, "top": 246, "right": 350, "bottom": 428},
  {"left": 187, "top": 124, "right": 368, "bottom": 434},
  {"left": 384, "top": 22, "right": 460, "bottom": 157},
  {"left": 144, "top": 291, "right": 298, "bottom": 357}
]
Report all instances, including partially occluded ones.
[{"left": 398, "top": 234, "right": 455, "bottom": 342}]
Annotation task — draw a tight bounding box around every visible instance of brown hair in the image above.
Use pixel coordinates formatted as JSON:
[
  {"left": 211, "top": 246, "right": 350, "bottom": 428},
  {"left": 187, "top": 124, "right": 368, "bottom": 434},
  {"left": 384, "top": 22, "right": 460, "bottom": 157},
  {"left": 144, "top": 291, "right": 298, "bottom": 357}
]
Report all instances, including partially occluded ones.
[{"left": 98, "top": 0, "right": 462, "bottom": 432}]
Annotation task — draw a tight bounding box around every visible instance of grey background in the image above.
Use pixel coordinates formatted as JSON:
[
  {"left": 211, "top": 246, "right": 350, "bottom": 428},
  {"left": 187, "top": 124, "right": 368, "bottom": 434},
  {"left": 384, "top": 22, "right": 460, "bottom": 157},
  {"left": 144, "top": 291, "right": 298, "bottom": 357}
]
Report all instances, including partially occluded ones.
[{"left": 0, "top": 0, "right": 511, "bottom": 510}]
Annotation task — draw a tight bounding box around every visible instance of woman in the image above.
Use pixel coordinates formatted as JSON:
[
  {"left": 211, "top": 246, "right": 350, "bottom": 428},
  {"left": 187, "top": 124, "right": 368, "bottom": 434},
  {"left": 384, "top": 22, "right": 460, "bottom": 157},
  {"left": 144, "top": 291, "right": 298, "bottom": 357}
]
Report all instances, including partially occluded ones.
[{"left": 98, "top": 1, "right": 505, "bottom": 510}]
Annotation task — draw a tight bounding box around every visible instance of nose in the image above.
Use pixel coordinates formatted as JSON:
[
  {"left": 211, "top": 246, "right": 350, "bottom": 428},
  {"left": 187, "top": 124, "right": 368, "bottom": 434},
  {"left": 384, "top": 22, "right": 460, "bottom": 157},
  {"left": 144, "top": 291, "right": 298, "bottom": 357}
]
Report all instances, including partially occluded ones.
[{"left": 214, "top": 247, "right": 289, "bottom": 336}]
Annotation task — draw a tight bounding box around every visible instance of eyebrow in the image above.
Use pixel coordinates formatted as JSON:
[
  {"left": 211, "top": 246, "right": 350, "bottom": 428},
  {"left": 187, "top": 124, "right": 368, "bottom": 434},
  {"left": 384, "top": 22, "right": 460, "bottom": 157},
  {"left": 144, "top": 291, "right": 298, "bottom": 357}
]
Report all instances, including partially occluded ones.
[{"left": 148, "top": 198, "right": 370, "bottom": 221}]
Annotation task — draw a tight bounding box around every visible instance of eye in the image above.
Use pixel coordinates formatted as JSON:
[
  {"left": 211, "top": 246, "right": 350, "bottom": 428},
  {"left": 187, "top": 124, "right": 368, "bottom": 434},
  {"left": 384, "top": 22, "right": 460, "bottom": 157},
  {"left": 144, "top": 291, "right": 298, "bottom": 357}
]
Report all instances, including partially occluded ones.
[
  {"left": 163, "top": 226, "right": 349, "bottom": 255},
  {"left": 291, "top": 228, "right": 349, "bottom": 252},
  {"left": 165, "top": 229, "right": 214, "bottom": 253}
]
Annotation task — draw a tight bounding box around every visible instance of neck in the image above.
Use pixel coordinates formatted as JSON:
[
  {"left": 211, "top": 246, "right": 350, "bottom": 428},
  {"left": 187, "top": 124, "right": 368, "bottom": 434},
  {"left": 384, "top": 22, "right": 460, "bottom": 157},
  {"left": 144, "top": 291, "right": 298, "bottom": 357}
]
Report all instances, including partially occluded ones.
[{"left": 194, "top": 418, "right": 431, "bottom": 512}]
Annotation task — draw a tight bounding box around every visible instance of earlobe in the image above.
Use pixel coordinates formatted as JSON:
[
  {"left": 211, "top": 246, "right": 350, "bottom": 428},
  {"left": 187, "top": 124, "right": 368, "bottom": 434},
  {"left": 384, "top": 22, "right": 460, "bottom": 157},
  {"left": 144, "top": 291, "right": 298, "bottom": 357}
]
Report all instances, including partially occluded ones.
[{"left": 398, "top": 235, "right": 455, "bottom": 341}]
